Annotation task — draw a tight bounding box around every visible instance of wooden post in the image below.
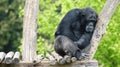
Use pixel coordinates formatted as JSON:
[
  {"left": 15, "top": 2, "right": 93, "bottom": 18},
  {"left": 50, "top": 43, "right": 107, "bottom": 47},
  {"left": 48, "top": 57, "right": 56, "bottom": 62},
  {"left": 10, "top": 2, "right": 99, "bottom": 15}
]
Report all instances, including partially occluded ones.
[
  {"left": 52, "top": 51, "right": 66, "bottom": 64},
  {"left": 0, "top": 52, "right": 6, "bottom": 62},
  {"left": 5, "top": 51, "right": 14, "bottom": 64},
  {"left": 22, "top": 0, "right": 39, "bottom": 62},
  {"left": 64, "top": 55, "right": 71, "bottom": 63},
  {"left": 12, "top": 52, "right": 20, "bottom": 64},
  {"left": 46, "top": 53, "right": 57, "bottom": 65},
  {"left": 88, "top": 0, "right": 120, "bottom": 59},
  {"left": 33, "top": 54, "right": 44, "bottom": 64}
]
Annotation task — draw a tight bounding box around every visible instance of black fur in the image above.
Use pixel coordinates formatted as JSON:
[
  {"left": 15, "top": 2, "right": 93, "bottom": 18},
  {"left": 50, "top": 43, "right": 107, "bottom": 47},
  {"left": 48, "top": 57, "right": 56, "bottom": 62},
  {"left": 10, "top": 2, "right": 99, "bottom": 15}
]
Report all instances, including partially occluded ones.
[{"left": 54, "top": 7, "right": 98, "bottom": 60}]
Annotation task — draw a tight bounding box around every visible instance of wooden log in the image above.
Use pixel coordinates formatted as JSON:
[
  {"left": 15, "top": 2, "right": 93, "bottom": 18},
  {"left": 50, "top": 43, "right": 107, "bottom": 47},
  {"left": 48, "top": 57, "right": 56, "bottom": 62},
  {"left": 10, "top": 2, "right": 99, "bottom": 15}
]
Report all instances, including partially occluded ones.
[
  {"left": 5, "top": 51, "right": 14, "bottom": 64},
  {"left": 51, "top": 51, "right": 66, "bottom": 64},
  {"left": 33, "top": 54, "right": 44, "bottom": 64},
  {"left": 71, "top": 57, "right": 77, "bottom": 63},
  {"left": 46, "top": 53, "right": 56, "bottom": 65},
  {"left": 0, "top": 52, "right": 6, "bottom": 63},
  {"left": 12, "top": 52, "right": 20, "bottom": 64},
  {"left": 64, "top": 55, "right": 71, "bottom": 63}
]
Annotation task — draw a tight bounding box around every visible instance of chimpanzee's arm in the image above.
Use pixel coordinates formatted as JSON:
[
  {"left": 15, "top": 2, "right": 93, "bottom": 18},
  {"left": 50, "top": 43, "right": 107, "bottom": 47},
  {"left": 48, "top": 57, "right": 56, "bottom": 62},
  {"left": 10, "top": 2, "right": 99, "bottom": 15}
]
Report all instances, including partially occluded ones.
[{"left": 74, "top": 33, "right": 93, "bottom": 50}]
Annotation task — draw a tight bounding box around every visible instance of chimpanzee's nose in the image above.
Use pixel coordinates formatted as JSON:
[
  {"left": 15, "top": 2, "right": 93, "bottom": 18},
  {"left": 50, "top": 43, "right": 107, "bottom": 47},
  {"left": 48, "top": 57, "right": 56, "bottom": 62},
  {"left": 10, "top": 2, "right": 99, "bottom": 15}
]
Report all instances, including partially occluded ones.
[
  {"left": 89, "top": 16, "right": 96, "bottom": 21},
  {"left": 91, "top": 16, "right": 96, "bottom": 19},
  {"left": 89, "top": 22, "right": 93, "bottom": 26}
]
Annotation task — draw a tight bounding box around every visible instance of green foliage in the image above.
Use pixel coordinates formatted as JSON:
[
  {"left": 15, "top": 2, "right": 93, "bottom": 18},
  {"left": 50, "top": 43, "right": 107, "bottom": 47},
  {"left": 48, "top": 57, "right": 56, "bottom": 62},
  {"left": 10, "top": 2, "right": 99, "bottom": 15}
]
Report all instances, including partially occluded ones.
[{"left": 0, "top": 0, "right": 23, "bottom": 52}]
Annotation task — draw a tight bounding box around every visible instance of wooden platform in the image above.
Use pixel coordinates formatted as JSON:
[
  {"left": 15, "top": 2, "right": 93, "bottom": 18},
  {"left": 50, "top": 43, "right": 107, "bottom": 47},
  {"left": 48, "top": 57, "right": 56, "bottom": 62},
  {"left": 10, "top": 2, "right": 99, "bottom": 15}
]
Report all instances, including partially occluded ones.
[{"left": 0, "top": 60, "right": 98, "bottom": 67}]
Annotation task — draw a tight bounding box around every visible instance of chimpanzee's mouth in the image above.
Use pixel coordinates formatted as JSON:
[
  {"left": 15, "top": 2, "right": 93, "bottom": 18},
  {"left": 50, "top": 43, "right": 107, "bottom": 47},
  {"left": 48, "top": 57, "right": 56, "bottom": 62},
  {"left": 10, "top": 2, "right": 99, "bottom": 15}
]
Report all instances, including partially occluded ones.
[{"left": 88, "top": 19, "right": 96, "bottom": 22}]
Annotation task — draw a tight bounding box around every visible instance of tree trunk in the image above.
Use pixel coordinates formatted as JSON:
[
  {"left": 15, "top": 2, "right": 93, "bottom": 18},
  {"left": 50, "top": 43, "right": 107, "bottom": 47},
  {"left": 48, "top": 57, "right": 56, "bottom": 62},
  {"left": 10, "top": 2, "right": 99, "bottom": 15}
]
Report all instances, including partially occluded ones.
[
  {"left": 22, "top": 0, "right": 39, "bottom": 62},
  {"left": 88, "top": 0, "right": 120, "bottom": 59}
]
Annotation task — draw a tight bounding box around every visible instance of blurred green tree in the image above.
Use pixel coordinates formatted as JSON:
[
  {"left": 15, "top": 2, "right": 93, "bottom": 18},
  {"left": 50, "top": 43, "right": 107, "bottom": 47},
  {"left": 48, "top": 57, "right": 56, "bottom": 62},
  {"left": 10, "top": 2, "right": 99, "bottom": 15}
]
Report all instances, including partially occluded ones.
[{"left": 0, "top": 0, "right": 24, "bottom": 52}]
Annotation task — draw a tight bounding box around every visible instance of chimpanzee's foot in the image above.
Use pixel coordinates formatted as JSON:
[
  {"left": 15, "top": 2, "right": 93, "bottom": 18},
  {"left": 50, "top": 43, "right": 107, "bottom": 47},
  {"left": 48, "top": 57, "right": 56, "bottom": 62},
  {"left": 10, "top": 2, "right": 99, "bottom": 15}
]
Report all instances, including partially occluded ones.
[{"left": 78, "top": 53, "right": 90, "bottom": 60}]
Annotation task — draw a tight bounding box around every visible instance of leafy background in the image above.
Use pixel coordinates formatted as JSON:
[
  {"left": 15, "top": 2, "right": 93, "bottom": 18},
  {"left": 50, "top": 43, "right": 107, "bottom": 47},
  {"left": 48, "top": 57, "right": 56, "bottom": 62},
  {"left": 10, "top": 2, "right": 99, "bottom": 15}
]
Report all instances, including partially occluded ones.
[{"left": 0, "top": 0, "right": 120, "bottom": 67}]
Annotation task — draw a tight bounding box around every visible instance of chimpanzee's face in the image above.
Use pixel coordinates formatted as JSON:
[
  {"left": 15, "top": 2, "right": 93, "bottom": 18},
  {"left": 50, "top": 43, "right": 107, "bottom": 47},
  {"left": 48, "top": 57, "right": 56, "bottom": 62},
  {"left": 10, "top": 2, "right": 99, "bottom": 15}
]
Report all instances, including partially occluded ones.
[
  {"left": 82, "top": 7, "right": 98, "bottom": 22},
  {"left": 80, "top": 7, "right": 98, "bottom": 32}
]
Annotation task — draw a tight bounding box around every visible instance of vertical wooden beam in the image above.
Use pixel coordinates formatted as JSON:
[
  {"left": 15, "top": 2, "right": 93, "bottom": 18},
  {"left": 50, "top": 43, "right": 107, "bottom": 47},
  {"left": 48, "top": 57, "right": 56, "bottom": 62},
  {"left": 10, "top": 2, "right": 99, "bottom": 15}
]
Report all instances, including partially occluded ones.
[
  {"left": 22, "top": 0, "right": 39, "bottom": 62},
  {"left": 88, "top": 0, "right": 120, "bottom": 59}
]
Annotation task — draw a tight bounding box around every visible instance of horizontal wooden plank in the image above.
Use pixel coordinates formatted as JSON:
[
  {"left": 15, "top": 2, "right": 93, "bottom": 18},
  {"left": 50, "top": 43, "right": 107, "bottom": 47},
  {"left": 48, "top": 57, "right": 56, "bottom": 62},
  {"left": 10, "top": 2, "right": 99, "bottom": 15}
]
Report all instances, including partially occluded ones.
[{"left": 0, "top": 60, "right": 98, "bottom": 67}]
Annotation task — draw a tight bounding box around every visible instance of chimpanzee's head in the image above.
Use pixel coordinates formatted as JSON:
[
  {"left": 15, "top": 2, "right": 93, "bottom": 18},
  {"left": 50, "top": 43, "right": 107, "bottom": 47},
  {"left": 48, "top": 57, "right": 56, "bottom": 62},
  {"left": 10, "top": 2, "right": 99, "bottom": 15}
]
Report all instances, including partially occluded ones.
[{"left": 80, "top": 7, "right": 98, "bottom": 32}]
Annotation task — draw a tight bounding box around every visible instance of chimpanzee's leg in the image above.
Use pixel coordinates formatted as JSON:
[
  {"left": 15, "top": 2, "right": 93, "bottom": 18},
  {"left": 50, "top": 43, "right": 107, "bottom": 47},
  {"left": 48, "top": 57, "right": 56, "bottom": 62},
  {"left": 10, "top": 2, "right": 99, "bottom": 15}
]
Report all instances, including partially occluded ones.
[{"left": 54, "top": 35, "right": 81, "bottom": 58}]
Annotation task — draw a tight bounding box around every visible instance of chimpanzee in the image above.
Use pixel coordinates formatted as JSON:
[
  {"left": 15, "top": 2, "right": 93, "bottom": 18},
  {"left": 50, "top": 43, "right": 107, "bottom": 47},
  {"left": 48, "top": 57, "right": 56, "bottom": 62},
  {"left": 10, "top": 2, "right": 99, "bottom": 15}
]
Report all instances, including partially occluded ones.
[{"left": 54, "top": 7, "right": 98, "bottom": 60}]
